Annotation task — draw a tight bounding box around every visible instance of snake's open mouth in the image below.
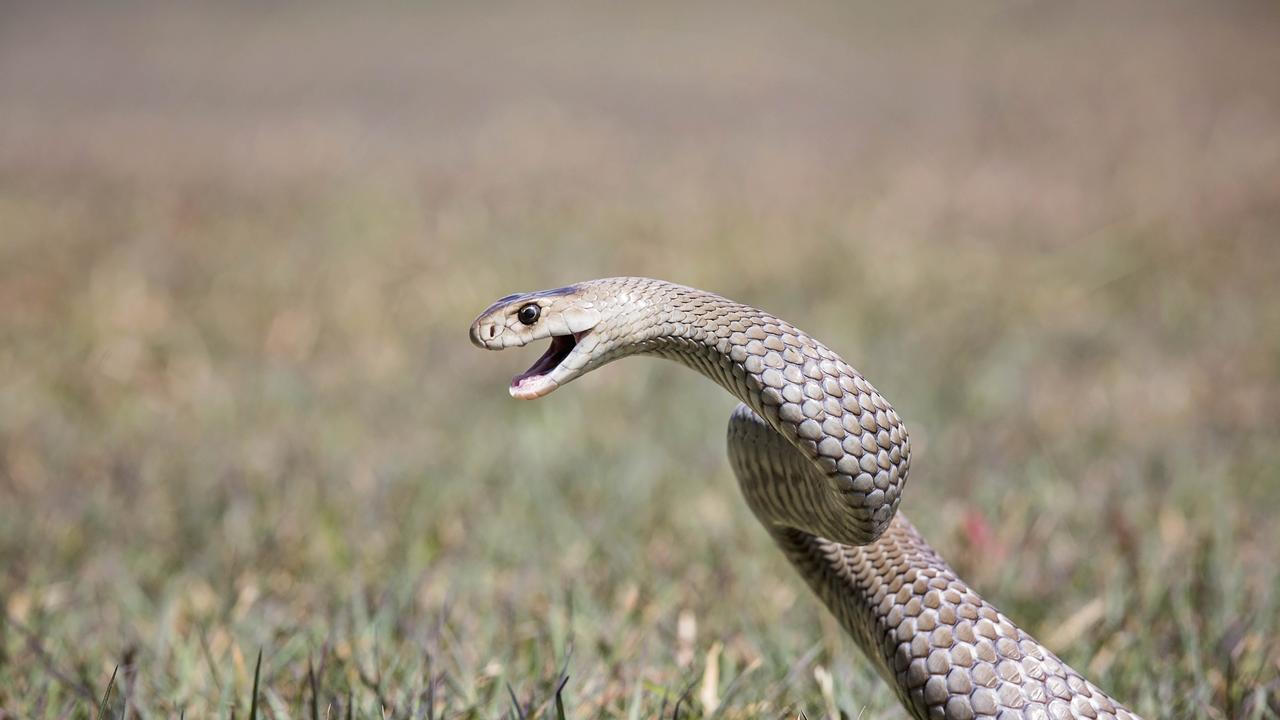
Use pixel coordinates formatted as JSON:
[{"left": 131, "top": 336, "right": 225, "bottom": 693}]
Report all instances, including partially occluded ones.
[{"left": 510, "top": 333, "right": 579, "bottom": 398}]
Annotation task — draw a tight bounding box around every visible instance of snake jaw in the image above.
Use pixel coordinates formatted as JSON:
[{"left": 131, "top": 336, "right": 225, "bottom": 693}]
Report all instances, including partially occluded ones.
[{"left": 508, "top": 330, "right": 586, "bottom": 399}]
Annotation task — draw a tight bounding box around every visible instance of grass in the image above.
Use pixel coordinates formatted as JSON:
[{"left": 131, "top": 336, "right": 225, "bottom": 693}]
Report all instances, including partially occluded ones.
[{"left": 1, "top": 2, "right": 1279, "bottom": 718}]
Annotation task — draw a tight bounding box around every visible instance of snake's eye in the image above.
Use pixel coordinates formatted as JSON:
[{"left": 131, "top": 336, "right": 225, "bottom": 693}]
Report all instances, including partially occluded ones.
[{"left": 517, "top": 303, "right": 541, "bottom": 326}]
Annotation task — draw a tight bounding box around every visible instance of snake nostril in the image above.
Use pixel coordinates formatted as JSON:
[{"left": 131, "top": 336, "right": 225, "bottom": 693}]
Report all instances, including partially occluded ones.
[{"left": 487, "top": 325, "right": 496, "bottom": 339}]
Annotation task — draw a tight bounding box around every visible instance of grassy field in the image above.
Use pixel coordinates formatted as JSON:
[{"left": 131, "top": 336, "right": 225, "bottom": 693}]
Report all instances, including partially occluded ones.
[{"left": 2, "top": 2, "right": 1279, "bottom": 718}]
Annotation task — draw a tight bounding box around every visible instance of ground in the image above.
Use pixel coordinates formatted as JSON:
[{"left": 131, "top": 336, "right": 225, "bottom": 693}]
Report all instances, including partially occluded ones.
[{"left": 1, "top": 2, "right": 1279, "bottom": 718}]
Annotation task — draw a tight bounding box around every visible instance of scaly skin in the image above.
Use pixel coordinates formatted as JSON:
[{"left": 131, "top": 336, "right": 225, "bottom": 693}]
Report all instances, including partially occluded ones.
[{"left": 470, "top": 277, "right": 1139, "bottom": 719}]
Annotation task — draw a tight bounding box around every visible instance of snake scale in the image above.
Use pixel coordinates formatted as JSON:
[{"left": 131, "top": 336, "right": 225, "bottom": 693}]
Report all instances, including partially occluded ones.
[{"left": 470, "top": 277, "right": 1139, "bottom": 719}]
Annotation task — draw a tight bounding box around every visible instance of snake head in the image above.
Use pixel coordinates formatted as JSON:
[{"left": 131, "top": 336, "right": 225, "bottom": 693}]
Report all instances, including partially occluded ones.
[{"left": 469, "top": 283, "right": 604, "bottom": 399}]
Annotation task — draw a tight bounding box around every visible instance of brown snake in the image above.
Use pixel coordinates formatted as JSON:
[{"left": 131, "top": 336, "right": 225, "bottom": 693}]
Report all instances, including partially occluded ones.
[{"left": 470, "top": 277, "right": 1140, "bottom": 719}]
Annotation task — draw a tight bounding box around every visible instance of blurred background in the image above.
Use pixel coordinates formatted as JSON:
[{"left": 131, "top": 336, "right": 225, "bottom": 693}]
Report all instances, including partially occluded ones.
[{"left": 2, "top": 2, "right": 1278, "bottom": 718}]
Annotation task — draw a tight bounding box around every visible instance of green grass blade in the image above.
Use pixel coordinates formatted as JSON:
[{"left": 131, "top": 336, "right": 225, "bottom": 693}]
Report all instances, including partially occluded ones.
[
  {"left": 96, "top": 665, "right": 119, "bottom": 720},
  {"left": 248, "top": 649, "right": 262, "bottom": 720}
]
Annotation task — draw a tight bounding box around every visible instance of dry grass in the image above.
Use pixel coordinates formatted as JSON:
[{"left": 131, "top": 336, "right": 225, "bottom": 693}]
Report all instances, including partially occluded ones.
[{"left": 1, "top": 2, "right": 1279, "bottom": 717}]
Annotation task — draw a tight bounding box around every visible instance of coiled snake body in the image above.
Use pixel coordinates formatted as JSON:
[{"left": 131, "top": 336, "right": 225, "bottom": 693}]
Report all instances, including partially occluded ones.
[{"left": 470, "top": 277, "right": 1139, "bottom": 719}]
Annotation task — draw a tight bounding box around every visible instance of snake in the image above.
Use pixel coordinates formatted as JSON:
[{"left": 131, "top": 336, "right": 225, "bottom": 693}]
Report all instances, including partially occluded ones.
[{"left": 470, "top": 276, "right": 1140, "bottom": 719}]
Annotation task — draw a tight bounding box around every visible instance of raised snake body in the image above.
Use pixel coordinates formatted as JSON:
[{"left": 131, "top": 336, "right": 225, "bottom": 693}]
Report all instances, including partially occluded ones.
[{"left": 470, "top": 277, "right": 1139, "bottom": 719}]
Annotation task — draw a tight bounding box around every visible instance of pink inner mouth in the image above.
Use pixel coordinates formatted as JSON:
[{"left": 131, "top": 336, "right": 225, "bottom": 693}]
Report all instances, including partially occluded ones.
[{"left": 511, "top": 334, "right": 577, "bottom": 391}]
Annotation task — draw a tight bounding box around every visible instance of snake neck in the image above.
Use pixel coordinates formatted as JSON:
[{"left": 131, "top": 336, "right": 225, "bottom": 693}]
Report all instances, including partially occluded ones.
[{"left": 581, "top": 278, "right": 912, "bottom": 545}]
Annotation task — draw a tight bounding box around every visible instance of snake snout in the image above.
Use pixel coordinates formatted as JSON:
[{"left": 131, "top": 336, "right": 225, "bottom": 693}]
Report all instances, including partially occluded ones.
[{"left": 469, "top": 320, "right": 504, "bottom": 349}]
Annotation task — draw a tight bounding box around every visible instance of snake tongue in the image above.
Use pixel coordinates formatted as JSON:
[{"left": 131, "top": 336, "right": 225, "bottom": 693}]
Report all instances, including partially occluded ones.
[{"left": 510, "top": 334, "right": 576, "bottom": 398}]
